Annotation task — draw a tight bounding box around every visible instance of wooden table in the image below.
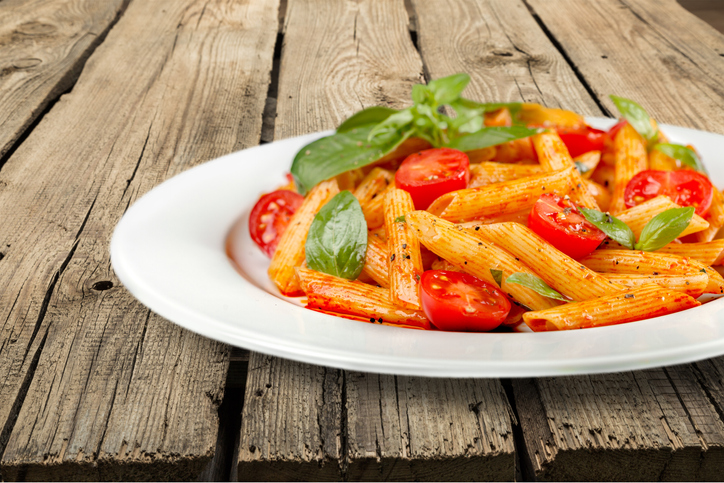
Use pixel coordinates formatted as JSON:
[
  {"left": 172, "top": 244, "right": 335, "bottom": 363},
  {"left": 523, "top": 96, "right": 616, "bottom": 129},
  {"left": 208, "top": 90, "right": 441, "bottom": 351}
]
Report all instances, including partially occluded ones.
[{"left": 1, "top": 0, "right": 724, "bottom": 480}]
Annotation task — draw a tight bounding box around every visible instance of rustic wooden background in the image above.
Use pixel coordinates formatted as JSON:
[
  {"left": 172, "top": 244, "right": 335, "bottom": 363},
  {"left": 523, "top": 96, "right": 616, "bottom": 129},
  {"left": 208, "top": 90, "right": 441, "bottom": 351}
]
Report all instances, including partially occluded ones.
[{"left": 1, "top": 0, "right": 724, "bottom": 481}]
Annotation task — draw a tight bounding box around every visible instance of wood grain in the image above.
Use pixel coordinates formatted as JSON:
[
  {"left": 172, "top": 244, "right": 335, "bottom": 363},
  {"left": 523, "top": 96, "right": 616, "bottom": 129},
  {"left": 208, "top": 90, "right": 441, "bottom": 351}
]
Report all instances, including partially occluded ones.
[
  {"left": 0, "top": 0, "right": 279, "bottom": 479},
  {"left": 0, "top": 0, "right": 129, "bottom": 159},
  {"left": 238, "top": 0, "right": 517, "bottom": 480}
]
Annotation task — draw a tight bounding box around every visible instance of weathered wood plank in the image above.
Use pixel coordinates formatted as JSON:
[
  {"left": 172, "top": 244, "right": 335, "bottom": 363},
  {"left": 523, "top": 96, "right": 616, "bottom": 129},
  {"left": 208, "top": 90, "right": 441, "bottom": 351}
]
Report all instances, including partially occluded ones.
[
  {"left": 506, "top": 0, "right": 724, "bottom": 479},
  {"left": 0, "top": 0, "right": 279, "bottom": 480},
  {"left": 0, "top": 0, "right": 129, "bottom": 159}
]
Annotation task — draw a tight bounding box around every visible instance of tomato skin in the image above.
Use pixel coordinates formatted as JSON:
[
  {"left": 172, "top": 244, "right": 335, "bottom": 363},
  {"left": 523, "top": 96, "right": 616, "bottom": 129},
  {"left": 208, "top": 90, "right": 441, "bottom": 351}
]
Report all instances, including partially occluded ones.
[
  {"left": 249, "top": 189, "right": 304, "bottom": 257},
  {"left": 557, "top": 127, "right": 607, "bottom": 158},
  {"left": 607, "top": 119, "right": 628, "bottom": 140},
  {"left": 623, "top": 170, "right": 714, "bottom": 216},
  {"left": 420, "top": 270, "right": 511, "bottom": 332},
  {"left": 528, "top": 194, "right": 607, "bottom": 259},
  {"left": 395, "top": 148, "right": 470, "bottom": 210}
]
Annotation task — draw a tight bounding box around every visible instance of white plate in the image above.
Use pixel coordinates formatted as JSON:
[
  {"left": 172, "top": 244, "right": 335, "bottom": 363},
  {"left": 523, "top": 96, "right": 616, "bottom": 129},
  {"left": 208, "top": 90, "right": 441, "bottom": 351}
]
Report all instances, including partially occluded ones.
[{"left": 111, "top": 118, "right": 724, "bottom": 377}]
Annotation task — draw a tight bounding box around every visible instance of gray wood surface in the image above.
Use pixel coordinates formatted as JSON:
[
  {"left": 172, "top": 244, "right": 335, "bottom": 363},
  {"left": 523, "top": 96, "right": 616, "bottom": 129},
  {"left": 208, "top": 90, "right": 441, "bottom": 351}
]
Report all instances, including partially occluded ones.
[
  {"left": 0, "top": 0, "right": 279, "bottom": 479},
  {"left": 0, "top": 0, "right": 129, "bottom": 159}
]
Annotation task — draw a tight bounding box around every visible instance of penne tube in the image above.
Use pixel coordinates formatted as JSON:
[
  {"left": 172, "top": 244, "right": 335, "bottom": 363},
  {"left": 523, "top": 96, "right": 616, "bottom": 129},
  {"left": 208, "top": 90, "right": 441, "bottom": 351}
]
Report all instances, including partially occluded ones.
[
  {"left": 459, "top": 210, "right": 530, "bottom": 227},
  {"left": 532, "top": 132, "right": 599, "bottom": 209},
  {"left": 648, "top": 148, "right": 677, "bottom": 171},
  {"left": 353, "top": 168, "right": 394, "bottom": 229},
  {"left": 692, "top": 188, "right": 724, "bottom": 242},
  {"left": 427, "top": 166, "right": 575, "bottom": 222},
  {"left": 657, "top": 240, "right": 724, "bottom": 266},
  {"left": 297, "top": 268, "right": 430, "bottom": 329},
  {"left": 430, "top": 258, "right": 464, "bottom": 272},
  {"left": 469, "top": 162, "right": 543, "bottom": 188},
  {"left": 466, "top": 146, "right": 497, "bottom": 163},
  {"left": 502, "top": 303, "right": 527, "bottom": 327},
  {"left": 574, "top": 151, "right": 601, "bottom": 179},
  {"left": 268, "top": 179, "right": 339, "bottom": 295},
  {"left": 522, "top": 284, "right": 699, "bottom": 332},
  {"left": 610, "top": 123, "right": 648, "bottom": 214},
  {"left": 361, "top": 232, "right": 390, "bottom": 288},
  {"left": 590, "top": 163, "right": 615, "bottom": 192},
  {"left": 491, "top": 137, "right": 536, "bottom": 163},
  {"left": 470, "top": 222, "right": 625, "bottom": 301},
  {"left": 384, "top": 189, "right": 424, "bottom": 310},
  {"left": 583, "top": 179, "right": 611, "bottom": 212},
  {"left": 579, "top": 249, "right": 723, "bottom": 295},
  {"left": 600, "top": 272, "right": 708, "bottom": 298},
  {"left": 406, "top": 211, "right": 559, "bottom": 311},
  {"left": 616, "top": 195, "right": 709, "bottom": 239}
]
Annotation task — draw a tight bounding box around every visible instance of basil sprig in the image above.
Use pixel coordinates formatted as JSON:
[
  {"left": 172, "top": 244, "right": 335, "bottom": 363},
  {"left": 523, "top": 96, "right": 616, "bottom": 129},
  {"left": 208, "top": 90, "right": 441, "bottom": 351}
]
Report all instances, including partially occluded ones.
[
  {"left": 490, "top": 269, "right": 503, "bottom": 288},
  {"left": 653, "top": 143, "right": 708, "bottom": 174},
  {"left": 291, "top": 73, "right": 538, "bottom": 194},
  {"left": 305, "top": 191, "right": 368, "bottom": 280},
  {"left": 580, "top": 207, "right": 694, "bottom": 251},
  {"left": 609, "top": 95, "right": 658, "bottom": 145},
  {"left": 505, "top": 273, "right": 570, "bottom": 302}
]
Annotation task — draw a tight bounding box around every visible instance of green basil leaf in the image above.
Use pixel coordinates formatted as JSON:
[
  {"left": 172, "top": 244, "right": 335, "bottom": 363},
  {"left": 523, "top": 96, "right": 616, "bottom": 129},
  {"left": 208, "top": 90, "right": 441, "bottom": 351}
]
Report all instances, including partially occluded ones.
[
  {"left": 428, "top": 73, "right": 470, "bottom": 104},
  {"left": 609, "top": 95, "right": 658, "bottom": 143},
  {"left": 505, "top": 273, "right": 570, "bottom": 302},
  {"left": 305, "top": 191, "right": 368, "bottom": 280},
  {"left": 574, "top": 161, "right": 591, "bottom": 174},
  {"left": 456, "top": 98, "right": 523, "bottom": 115},
  {"left": 490, "top": 269, "right": 503, "bottom": 288},
  {"left": 411, "top": 84, "right": 433, "bottom": 105},
  {"left": 337, "top": 106, "right": 398, "bottom": 133},
  {"left": 446, "top": 126, "right": 539, "bottom": 152},
  {"left": 291, "top": 125, "right": 409, "bottom": 195},
  {"left": 635, "top": 207, "right": 695, "bottom": 252},
  {"left": 653, "top": 143, "right": 708, "bottom": 174},
  {"left": 368, "top": 108, "right": 414, "bottom": 141},
  {"left": 580, "top": 208, "right": 636, "bottom": 249}
]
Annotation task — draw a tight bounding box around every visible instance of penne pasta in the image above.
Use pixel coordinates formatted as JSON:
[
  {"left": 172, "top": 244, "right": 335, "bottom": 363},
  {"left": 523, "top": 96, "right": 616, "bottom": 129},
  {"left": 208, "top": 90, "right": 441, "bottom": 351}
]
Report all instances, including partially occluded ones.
[
  {"left": 574, "top": 150, "right": 601, "bottom": 179},
  {"left": 692, "top": 188, "right": 724, "bottom": 242},
  {"left": 268, "top": 179, "right": 339, "bottom": 295},
  {"left": 297, "top": 268, "right": 430, "bottom": 329},
  {"left": 427, "top": 166, "right": 575, "bottom": 222},
  {"left": 470, "top": 222, "right": 625, "bottom": 301},
  {"left": 532, "top": 132, "right": 599, "bottom": 209},
  {"left": 469, "top": 162, "right": 543, "bottom": 188},
  {"left": 406, "top": 211, "right": 559, "bottom": 311},
  {"left": 522, "top": 284, "right": 699, "bottom": 332},
  {"left": 657, "top": 240, "right": 724, "bottom": 266},
  {"left": 354, "top": 168, "right": 395, "bottom": 229},
  {"left": 583, "top": 179, "right": 611, "bottom": 212},
  {"left": 616, "top": 195, "right": 709, "bottom": 239},
  {"left": 610, "top": 123, "right": 648, "bottom": 214},
  {"left": 361, "top": 232, "right": 390, "bottom": 288},
  {"left": 648, "top": 148, "right": 677, "bottom": 171},
  {"left": 599, "top": 272, "right": 707, "bottom": 298},
  {"left": 384, "top": 189, "right": 424, "bottom": 310}
]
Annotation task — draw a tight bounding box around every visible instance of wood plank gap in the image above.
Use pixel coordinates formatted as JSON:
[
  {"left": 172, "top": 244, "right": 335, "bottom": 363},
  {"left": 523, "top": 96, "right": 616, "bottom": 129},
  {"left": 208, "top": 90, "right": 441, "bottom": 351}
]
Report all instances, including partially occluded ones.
[
  {"left": 260, "top": 31, "right": 283, "bottom": 145},
  {"left": 520, "top": 0, "right": 612, "bottom": 117},
  {"left": 500, "top": 379, "right": 534, "bottom": 482}
]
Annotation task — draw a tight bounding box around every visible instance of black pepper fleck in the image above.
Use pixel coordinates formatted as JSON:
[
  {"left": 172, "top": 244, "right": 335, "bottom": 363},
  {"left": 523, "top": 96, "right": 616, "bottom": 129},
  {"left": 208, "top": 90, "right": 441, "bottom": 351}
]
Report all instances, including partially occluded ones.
[
  {"left": 475, "top": 226, "right": 480, "bottom": 231},
  {"left": 390, "top": 254, "right": 395, "bottom": 261},
  {"left": 624, "top": 294, "right": 634, "bottom": 299},
  {"left": 402, "top": 243, "right": 407, "bottom": 249}
]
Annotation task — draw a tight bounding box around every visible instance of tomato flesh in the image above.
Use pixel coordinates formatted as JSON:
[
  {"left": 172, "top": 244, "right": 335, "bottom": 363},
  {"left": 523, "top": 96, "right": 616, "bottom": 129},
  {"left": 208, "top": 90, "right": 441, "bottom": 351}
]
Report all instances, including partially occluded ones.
[
  {"left": 420, "top": 270, "right": 511, "bottom": 332},
  {"left": 249, "top": 189, "right": 304, "bottom": 257},
  {"left": 528, "top": 194, "right": 607, "bottom": 259},
  {"left": 557, "top": 126, "right": 607, "bottom": 158},
  {"left": 624, "top": 170, "right": 714, "bottom": 216},
  {"left": 395, "top": 148, "right": 470, "bottom": 210}
]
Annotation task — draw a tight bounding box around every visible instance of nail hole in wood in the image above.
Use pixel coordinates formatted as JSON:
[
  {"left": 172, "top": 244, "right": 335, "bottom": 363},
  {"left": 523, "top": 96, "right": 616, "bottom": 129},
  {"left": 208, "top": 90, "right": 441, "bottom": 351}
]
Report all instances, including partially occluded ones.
[{"left": 92, "top": 281, "right": 114, "bottom": 291}]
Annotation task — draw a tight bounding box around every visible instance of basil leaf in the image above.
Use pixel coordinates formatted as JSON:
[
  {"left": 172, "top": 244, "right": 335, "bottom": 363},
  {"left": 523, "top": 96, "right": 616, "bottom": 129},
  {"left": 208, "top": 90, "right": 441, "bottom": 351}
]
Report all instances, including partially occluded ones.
[
  {"left": 456, "top": 98, "right": 523, "bottom": 115},
  {"left": 609, "top": 95, "right": 658, "bottom": 143},
  {"left": 428, "top": 73, "right": 470, "bottom": 105},
  {"left": 368, "top": 108, "right": 414, "bottom": 141},
  {"left": 291, "top": 125, "right": 409, "bottom": 195},
  {"left": 394, "top": 215, "right": 406, "bottom": 223},
  {"left": 580, "top": 208, "right": 636, "bottom": 250},
  {"left": 653, "top": 143, "right": 708, "bottom": 174},
  {"left": 574, "top": 161, "right": 591, "bottom": 174},
  {"left": 490, "top": 269, "right": 503, "bottom": 288},
  {"left": 505, "top": 273, "right": 570, "bottom": 302},
  {"left": 635, "top": 207, "right": 695, "bottom": 252},
  {"left": 305, "top": 191, "right": 368, "bottom": 280},
  {"left": 337, "top": 107, "right": 397, "bottom": 133},
  {"left": 446, "top": 126, "right": 539, "bottom": 152},
  {"left": 411, "top": 84, "right": 433, "bottom": 105}
]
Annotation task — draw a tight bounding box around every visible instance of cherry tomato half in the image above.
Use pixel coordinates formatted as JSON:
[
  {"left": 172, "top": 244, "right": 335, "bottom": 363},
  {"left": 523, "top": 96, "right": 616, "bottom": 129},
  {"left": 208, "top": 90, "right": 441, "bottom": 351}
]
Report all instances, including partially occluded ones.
[
  {"left": 557, "top": 126, "right": 607, "bottom": 158},
  {"left": 607, "top": 119, "right": 628, "bottom": 141},
  {"left": 528, "top": 193, "right": 607, "bottom": 259},
  {"left": 395, "top": 148, "right": 470, "bottom": 210},
  {"left": 249, "top": 189, "right": 304, "bottom": 257},
  {"left": 420, "top": 270, "right": 511, "bottom": 332},
  {"left": 624, "top": 170, "right": 714, "bottom": 217}
]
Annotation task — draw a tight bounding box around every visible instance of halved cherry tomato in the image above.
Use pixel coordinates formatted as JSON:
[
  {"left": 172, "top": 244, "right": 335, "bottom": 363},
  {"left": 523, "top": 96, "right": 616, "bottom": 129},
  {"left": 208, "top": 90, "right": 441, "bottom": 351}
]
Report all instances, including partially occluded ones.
[
  {"left": 624, "top": 169, "right": 714, "bottom": 216},
  {"left": 557, "top": 126, "right": 607, "bottom": 158},
  {"left": 528, "top": 193, "right": 607, "bottom": 259},
  {"left": 395, "top": 148, "right": 470, "bottom": 209},
  {"left": 249, "top": 189, "right": 304, "bottom": 257},
  {"left": 607, "top": 119, "right": 628, "bottom": 141},
  {"left": 420, "top": 270, "right": 511, "bottom": 332}
]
